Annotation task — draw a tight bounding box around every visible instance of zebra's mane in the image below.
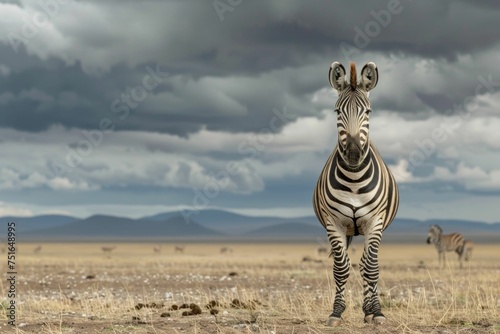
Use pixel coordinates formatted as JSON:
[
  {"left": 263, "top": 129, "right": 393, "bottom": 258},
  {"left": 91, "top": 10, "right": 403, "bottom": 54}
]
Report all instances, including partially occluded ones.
[
  {"left": 432, "top": 224, "right": 443, "bottom": 234},
  {"left": 350, "top": 62, "right": 357, "bottom": 91}
]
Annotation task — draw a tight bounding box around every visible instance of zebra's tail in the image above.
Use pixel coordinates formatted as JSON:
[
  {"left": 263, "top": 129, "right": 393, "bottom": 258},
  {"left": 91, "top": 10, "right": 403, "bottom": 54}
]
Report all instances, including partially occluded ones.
[{"left": 346, "top": 236, "right": 354, "bottom": 250}]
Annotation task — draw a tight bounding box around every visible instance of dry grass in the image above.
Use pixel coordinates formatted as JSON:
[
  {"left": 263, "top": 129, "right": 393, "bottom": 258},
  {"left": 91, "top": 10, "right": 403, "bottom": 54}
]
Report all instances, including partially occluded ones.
[{"left": 0, "top": 242, "right": 499, "bottom": 333}]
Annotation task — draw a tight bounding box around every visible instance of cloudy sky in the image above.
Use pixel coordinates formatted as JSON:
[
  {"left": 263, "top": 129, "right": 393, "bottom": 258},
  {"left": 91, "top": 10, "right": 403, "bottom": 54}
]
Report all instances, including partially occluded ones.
[{"left": 0, "top": 0, "right": 500, "bottom": 222}]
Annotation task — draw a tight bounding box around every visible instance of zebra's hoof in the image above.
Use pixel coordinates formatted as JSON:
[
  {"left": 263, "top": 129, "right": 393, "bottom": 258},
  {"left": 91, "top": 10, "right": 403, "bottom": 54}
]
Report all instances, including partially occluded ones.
[
  {"left": 373, "top": 314, "right": 386, "bottom": 325},
  {"left": 365, "top": 313, "right": 385, "bottom": 325},
  {"left": 327, "top": 316, "right": 343, "bottom": 327}
]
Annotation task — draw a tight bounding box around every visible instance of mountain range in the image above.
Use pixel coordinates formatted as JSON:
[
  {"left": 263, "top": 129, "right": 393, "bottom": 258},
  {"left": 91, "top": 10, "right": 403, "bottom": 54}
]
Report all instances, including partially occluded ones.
[{"left": 1, "top": 209, "right": 499, "bottom": 242}]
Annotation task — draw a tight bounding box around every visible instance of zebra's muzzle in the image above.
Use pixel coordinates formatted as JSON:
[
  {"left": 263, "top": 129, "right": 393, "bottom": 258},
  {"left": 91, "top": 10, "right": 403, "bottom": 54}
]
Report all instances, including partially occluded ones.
[
  {"left": 426, "top": 237, "right": 431, "bottom": 244},
  {"left": 346, "top": 149, "right": 361, "bottom": 165},
  {"left": 344, "top": 135, "right": 363, "bottom": 167}
]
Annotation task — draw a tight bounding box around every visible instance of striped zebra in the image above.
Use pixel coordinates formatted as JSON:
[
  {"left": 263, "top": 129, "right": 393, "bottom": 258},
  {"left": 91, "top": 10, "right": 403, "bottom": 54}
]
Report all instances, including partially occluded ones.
[
  {"left": 426, "top": 225, "right": 467, "bottom": 268},
  {"left": 313, "top": 62, "right": 399, "bottom": 326}
]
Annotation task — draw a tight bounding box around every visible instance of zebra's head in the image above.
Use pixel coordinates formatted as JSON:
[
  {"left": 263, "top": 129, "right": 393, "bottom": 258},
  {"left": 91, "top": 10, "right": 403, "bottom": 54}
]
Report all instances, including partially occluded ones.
[
  {"left": 426, "top": 225, "right": 443, "bottom": 244},
  {"left": 329, "top": 61, "right": 378, "bottom": 168}
]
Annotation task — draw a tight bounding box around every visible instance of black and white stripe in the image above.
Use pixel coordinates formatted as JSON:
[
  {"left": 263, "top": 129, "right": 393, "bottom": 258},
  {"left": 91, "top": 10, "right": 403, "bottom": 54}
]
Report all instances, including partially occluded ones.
[
  {"left": 313, "top": 62, "right": 399, "bottom": 326},
  {"left": 426, "top": 225, "right": 468, "bottom": 268}
]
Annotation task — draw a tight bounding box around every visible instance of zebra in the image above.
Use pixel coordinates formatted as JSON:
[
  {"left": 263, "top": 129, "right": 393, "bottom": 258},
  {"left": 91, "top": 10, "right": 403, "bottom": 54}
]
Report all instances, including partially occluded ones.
[
  {"left": 426, "top": 225, "right": 467, "bottom": 268},
  {"left": 174, "top": 245, "right": 185, "bottom": 254},
  {"left": 33, "top": 245, "right": 42, "bottom": 254},
  {"left": 313, "top": 61, "right": 399, "bottom": 326},
  {"left": 220, "top": 247, "right": 233, "bottom": 255},
  {"left": 317, "top": 246, "right": 329, "bottom": 256},
  {"left": 101, "top": 246, "right": 116, "bottom": 254}
]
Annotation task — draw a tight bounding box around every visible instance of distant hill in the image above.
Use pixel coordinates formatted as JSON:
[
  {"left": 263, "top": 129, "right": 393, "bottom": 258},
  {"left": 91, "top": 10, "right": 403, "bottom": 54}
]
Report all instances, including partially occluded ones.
[
  {"left": 385, "top": 218, "right": 500, "bottom": 234},
  {"left": 22, "top": 214, "right": 221, "bottom": 241},
  {"left": 425, "top": 219, "right": 500, "bottom": 233},
  {"left": 0, "top": 215, "right": 78, "bottom": 232},
  {"left": 142, "top": 209, "right": 316, "bottom": 234},
  {"left": 2, "top": 209, "right": 500, "bottom": 242}
]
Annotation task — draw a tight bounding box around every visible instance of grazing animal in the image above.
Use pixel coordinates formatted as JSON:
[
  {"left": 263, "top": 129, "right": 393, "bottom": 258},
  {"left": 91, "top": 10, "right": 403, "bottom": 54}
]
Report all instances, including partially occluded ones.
[
  {"left": 220, "top": 247, "right": 233, "bottom": 255},
  {"left": 33, "top": 245, "right": 42, "bottom": 254},
  {"left": 101, "top": 246, "right": 116, "bottom": 255},
  {"left": 174, "top": 245, "right": 185, "bottom": 254},
  {"left": 313, "top": 62, "right": 399, "bottom": 326},
  {"left": 426, "top": 225, "right": 466, "bottom": 268},
  {"left": 317, "top": 246, "right": 329, "bottom": 256},
  {"left": 153, "top": 245, "right": 162, "bottom": 254}
]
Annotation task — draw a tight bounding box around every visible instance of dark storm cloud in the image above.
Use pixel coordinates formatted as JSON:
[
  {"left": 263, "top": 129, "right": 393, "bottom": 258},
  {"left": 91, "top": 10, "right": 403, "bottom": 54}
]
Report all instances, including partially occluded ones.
[
  {"left": 173, "top": 0, "right": 500, "bottom": 72},
  {"left": 0, "top": 0, "right": 499, "bottom": 135},
  {"left": 0, "top": 57, "right": 139, "bottom": 131},
  {"left": 416, "top": 93, "right": 455, "bottom": 112},
  {"left": 0, "top": 46, "right": 317, "bottom": 135}
]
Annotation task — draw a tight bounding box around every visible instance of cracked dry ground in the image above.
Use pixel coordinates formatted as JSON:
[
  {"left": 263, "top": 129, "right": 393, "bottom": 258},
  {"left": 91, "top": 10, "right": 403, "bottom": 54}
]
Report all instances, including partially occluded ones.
[{"left": 1, "top": 242, "right": 499, "bottom": 333}]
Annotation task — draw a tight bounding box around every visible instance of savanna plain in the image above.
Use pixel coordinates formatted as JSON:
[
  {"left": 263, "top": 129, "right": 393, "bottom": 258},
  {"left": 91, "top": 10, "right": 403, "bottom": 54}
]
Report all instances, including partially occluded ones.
[{"left": 1, "top": 241, "right": 499, "bottom": 334}]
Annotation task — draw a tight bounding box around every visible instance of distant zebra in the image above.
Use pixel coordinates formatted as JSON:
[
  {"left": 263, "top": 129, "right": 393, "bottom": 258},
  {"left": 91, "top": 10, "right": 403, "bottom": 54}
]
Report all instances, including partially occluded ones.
[
  {"left": 313, "top": 62, "right": 399, "bottom": 326},
  {"left": 220, "top": 247, "right": 233, "bottom": 255},
  {"left": 426, "top": 225, "right": 466, "bottom": 268},
  {"left": 101, "top": 246, "right": 116, "bottom": 255},
  {"left": 153, "top": 245, "right": 162, "bottom": 254},
  {"left": 33, "top": 245, "right": 42, "bottom": 254},
  {"left": 174, "top": 245, "right": 185, "bottom": 254},
  {"left": 317, "top": 246, "right": 329, "bottom": 256}
]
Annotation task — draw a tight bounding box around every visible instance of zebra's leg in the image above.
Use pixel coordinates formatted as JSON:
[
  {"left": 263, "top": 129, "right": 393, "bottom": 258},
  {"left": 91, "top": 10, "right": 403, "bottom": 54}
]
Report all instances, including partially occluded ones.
[
  {"left": 326, "top": 229, "right": 350, "bottom": 326},
  {"left": 360, "top": 228, "right": 385, "bottom": 325},
  {"left": 465, "top": 248, "right": 472, "bottom": 262}
]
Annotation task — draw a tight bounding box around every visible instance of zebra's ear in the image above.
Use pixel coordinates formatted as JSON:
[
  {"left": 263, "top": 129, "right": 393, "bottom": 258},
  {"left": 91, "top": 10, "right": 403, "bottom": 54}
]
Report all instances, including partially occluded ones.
[
  {"left": 329, "top": 62, "right": 346, "bottom": 92},
  {"left": 360, "top": 62, "right": 379, "bottom": 92}
]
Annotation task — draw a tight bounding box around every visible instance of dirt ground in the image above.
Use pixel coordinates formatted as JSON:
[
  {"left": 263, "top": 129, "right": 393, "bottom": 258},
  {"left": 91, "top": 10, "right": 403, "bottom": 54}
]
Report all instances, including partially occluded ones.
[{"left": 0, "top": 242, "right": 499, "bottom": 333}]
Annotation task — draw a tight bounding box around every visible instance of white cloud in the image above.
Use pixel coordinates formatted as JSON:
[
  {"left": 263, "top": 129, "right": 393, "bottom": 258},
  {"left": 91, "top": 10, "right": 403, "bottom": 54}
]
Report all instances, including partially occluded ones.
[
  {"left": 388, "top": 159, "right": 418, "bottom": 183},
  {"left": 0, "top": 201, "right": 32, "bottom": 217},
  {"left": 48, "top": 177, "right": 97, "bottom": 191},
  {"left": 432, "top": 163, "right": 500, "bottom": 191},
  {"left": 0, "top": 168, "right": 97, "bottom": 191}
]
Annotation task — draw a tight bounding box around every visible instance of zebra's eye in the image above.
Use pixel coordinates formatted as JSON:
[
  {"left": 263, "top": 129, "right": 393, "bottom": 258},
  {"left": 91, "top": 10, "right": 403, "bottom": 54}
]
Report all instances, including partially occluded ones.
[{"left": 366, "top": 109, "right": 372, "bottom": 114}]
